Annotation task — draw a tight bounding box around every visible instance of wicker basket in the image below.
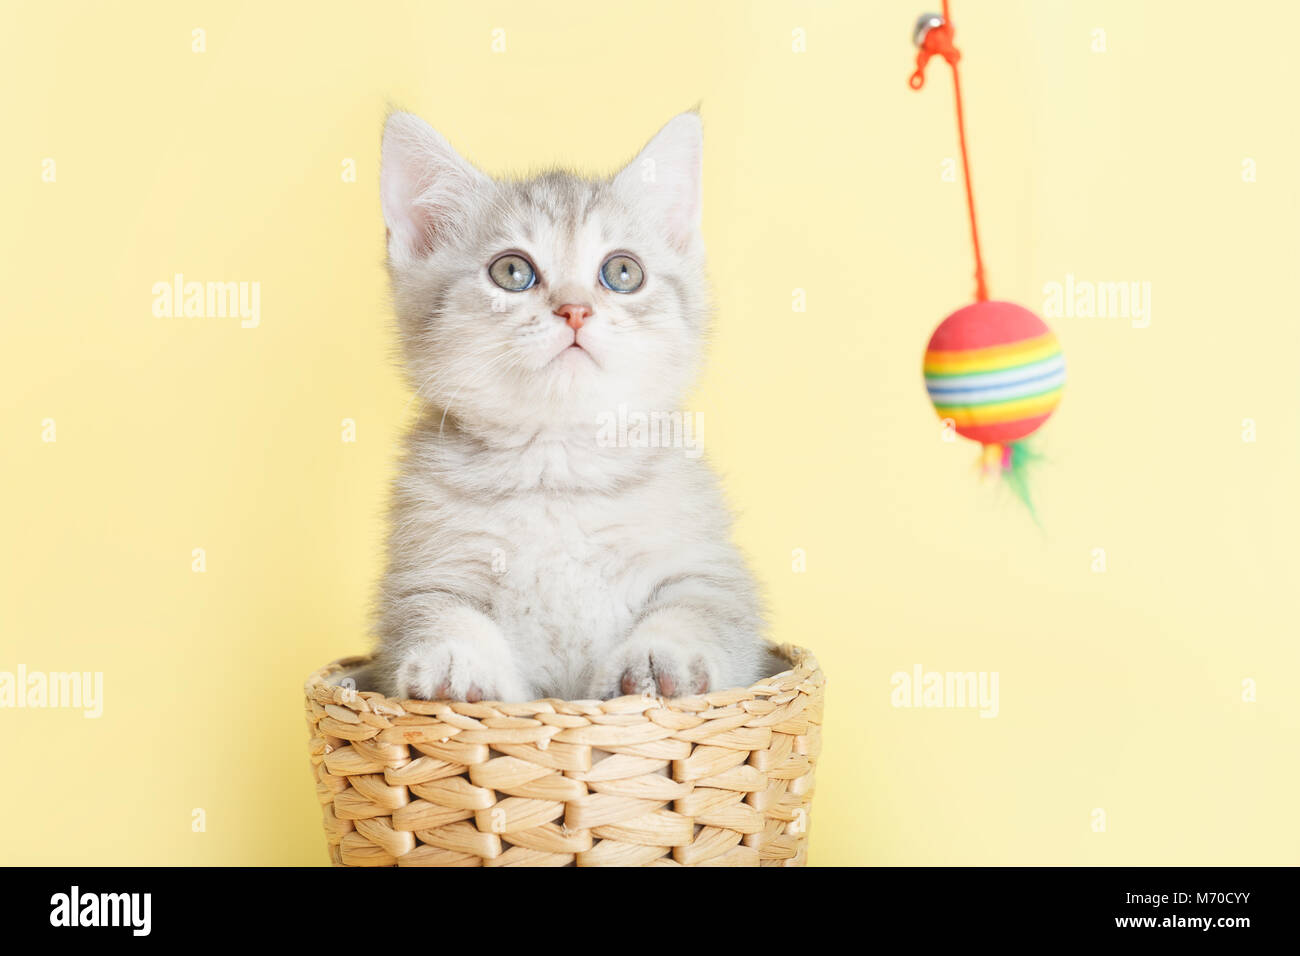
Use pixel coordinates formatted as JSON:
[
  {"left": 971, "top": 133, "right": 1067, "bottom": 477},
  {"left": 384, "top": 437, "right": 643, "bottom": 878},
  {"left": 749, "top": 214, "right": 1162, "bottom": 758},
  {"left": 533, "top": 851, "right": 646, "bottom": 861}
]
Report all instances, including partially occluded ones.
[{"left": 303, "top": 644, "right": 825, "bottom": 866}]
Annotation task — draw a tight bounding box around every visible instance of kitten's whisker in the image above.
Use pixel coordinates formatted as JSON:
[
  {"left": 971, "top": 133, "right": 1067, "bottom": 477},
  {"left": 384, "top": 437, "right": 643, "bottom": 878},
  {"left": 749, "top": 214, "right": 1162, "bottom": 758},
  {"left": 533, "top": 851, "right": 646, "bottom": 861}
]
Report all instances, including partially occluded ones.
[
  {"left": 414, "top": 339, "right": 513, "bottom": 406},
  {"left": 436, "top": 348, "right": 524, "bottom": 438}
]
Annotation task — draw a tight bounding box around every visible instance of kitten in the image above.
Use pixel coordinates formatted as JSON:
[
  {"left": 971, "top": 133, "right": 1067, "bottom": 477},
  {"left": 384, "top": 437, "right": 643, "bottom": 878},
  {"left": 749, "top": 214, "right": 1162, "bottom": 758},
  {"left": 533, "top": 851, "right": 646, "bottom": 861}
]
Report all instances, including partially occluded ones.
[{"left": 371, "top": 110, "right": 770, "bottom": 702}]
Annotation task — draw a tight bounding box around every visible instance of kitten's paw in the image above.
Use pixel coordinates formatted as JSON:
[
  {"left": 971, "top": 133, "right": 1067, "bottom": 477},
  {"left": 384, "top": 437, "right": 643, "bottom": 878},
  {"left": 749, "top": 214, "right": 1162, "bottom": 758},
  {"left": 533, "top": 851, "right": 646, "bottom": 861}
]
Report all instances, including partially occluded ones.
[
  {"left": 599, "top": 618, "right": 720, "bottom": 699},
  {"left": 615, "top": 645, "right": 711, "bottom": 698},
  {"left": 393, "top": 640, "right": 524, "bottom": 702},
  {"left": 389, "top": 610, "right": 526, "bottom": 702}
]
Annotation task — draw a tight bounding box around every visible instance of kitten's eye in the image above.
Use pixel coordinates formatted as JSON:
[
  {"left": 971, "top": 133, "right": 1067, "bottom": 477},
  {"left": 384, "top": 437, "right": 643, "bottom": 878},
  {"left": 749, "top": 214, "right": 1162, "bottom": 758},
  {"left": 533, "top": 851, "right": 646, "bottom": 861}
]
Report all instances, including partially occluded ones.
[
  {"left": 599, "top": 254, "right": 644, "bottom": 293},
  {"left": 489, "top": 253, "right": 537, "bottom": 292}
]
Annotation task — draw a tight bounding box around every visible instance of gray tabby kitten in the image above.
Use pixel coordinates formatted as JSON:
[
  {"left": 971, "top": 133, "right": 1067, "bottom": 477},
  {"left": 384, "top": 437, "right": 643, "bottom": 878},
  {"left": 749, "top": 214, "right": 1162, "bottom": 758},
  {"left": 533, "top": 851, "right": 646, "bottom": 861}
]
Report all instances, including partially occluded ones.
[{"left": 371, "top": 110, "right": 770, "bottom": 702}]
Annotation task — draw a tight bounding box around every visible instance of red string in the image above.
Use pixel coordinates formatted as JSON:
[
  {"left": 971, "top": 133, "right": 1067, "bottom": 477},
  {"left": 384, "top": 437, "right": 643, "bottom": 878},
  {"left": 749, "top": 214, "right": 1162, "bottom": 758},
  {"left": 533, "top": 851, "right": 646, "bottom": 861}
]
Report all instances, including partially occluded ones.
[{"left": 909, "top": 1, "right": 989, "bottom": 302}]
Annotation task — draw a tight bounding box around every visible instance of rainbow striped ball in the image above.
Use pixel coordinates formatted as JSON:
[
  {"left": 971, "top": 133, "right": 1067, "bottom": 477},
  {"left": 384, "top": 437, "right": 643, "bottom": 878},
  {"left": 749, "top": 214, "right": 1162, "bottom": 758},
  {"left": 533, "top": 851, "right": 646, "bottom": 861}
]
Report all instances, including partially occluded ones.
[{"left": 923, "top": 300, "right": 1064, "bottom": 445}]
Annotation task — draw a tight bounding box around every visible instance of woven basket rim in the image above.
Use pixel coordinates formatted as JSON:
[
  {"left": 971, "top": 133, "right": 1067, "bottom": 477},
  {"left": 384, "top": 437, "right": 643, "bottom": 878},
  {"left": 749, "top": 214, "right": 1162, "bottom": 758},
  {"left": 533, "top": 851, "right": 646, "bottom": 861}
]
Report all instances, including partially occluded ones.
[{"left": 305, "top": 643, "right": 822, "bottom": 719}]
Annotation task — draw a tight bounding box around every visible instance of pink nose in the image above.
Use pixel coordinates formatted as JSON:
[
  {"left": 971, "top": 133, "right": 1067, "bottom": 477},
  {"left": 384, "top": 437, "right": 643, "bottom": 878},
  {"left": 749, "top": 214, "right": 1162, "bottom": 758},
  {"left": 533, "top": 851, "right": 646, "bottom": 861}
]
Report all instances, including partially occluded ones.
[{"left": 554, "top": 303, "right": 592, "bottom": 331}]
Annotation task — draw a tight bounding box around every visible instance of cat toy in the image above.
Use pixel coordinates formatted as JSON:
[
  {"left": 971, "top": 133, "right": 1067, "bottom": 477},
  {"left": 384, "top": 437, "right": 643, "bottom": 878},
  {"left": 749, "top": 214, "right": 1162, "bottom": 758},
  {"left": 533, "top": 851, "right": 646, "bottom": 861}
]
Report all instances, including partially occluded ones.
[{"left": 910, "top": 3, "right": 1064, "bottom": 512}]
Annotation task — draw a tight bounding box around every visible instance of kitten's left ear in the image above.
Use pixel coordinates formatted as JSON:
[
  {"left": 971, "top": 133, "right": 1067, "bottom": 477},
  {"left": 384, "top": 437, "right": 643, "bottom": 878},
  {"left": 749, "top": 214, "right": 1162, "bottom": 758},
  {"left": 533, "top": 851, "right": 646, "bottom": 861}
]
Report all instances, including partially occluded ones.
[{"left": 613, "top": 112, "right": 703, "bottom": 251}]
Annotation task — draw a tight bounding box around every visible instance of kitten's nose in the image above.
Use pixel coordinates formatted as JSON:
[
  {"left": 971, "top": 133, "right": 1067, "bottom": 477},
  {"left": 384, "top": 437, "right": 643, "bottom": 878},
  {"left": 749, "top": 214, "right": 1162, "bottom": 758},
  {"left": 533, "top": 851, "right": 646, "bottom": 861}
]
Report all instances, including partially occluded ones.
[{"left": 554, "top": 303, "right": 592, "bottom": 331}]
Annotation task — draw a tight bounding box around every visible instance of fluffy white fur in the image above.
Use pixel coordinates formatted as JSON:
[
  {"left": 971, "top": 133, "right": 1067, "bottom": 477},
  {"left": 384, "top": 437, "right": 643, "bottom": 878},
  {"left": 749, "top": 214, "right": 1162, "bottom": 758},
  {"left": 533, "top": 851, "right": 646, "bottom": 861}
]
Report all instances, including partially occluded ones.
[{"left": 370, "top": 110, "right": 772, "bottom": 702}]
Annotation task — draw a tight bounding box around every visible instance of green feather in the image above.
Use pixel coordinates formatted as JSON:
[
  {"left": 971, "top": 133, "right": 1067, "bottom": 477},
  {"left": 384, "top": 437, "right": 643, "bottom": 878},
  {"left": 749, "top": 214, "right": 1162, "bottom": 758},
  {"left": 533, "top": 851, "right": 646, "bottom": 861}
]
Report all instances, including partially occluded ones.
[{"left": 1001, "top": 439, "right": 1045, "bottom": 524}]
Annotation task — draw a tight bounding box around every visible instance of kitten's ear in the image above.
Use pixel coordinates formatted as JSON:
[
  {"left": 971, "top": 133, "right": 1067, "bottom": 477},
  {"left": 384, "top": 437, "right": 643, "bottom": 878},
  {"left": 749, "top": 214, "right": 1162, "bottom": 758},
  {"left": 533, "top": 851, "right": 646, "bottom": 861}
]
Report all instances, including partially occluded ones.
[
  {"left": 613, "top": 112, "right": 703, "bottom": 251},
  {"left": 381, "top": 111, "right": 490, "bottom": 264}
]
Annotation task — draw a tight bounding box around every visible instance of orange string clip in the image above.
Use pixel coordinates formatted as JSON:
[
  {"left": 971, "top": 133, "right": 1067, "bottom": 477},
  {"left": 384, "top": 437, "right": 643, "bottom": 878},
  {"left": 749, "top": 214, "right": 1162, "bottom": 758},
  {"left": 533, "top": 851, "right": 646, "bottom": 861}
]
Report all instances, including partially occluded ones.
[{"left": 909, "top": 17, "right": 959, "bottom": 90}]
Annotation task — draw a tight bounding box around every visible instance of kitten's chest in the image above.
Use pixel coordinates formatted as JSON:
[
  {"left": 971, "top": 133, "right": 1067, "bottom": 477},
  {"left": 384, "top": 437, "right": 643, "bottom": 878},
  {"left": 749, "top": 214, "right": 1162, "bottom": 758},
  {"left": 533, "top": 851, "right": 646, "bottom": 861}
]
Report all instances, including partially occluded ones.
[{"left": 484, "top": 496, "right": 648, "bottom": 690}]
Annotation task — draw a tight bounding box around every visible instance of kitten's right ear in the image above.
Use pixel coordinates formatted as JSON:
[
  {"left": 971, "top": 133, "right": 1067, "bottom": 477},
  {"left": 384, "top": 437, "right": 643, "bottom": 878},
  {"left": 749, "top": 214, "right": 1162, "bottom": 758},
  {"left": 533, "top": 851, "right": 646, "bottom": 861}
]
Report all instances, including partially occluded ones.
[{"left": 380, "top": 112, "right": 490, "bottom": 264}]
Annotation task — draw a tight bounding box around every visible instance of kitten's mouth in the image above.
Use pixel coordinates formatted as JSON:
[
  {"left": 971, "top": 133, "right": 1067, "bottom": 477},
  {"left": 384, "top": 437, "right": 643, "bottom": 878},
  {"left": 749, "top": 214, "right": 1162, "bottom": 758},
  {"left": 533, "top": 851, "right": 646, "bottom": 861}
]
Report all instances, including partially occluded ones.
[{"left": 552, "top": 339, "right": 600, "bottom": 369}]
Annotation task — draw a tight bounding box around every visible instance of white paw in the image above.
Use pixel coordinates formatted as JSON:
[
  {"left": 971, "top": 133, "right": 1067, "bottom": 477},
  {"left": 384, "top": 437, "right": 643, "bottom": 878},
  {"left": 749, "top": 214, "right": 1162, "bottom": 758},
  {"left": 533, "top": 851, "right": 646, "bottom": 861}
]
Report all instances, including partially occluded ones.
[
  {"left": 391, "top": 610, "right": 525, "bottom": 702},
  {"left": 598, "top": 615, "right": 720, "bottom": 699}
]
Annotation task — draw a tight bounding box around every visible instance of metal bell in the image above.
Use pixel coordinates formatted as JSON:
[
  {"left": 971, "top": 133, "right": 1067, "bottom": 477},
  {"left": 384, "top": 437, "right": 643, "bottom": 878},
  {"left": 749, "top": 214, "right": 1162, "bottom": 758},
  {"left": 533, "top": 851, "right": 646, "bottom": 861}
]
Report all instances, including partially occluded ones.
[{"left": 913, "top": 13, "right": 946, "bottom": 48}]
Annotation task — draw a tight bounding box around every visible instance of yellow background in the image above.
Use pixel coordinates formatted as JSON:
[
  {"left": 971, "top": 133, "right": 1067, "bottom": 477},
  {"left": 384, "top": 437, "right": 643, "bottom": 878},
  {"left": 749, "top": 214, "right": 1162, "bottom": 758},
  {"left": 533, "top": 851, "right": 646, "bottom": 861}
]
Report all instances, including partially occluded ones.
[{"left": 2, "top": 0, "right": 1297, "bottom": 865}]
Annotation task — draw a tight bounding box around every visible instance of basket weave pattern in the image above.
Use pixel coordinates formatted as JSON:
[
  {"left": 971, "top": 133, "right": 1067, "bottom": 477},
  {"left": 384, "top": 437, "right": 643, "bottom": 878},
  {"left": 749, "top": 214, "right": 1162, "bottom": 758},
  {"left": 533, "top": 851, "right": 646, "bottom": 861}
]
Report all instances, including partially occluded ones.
[{"left": 304, "top": 646, "right": 825, "bottom": 866}]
